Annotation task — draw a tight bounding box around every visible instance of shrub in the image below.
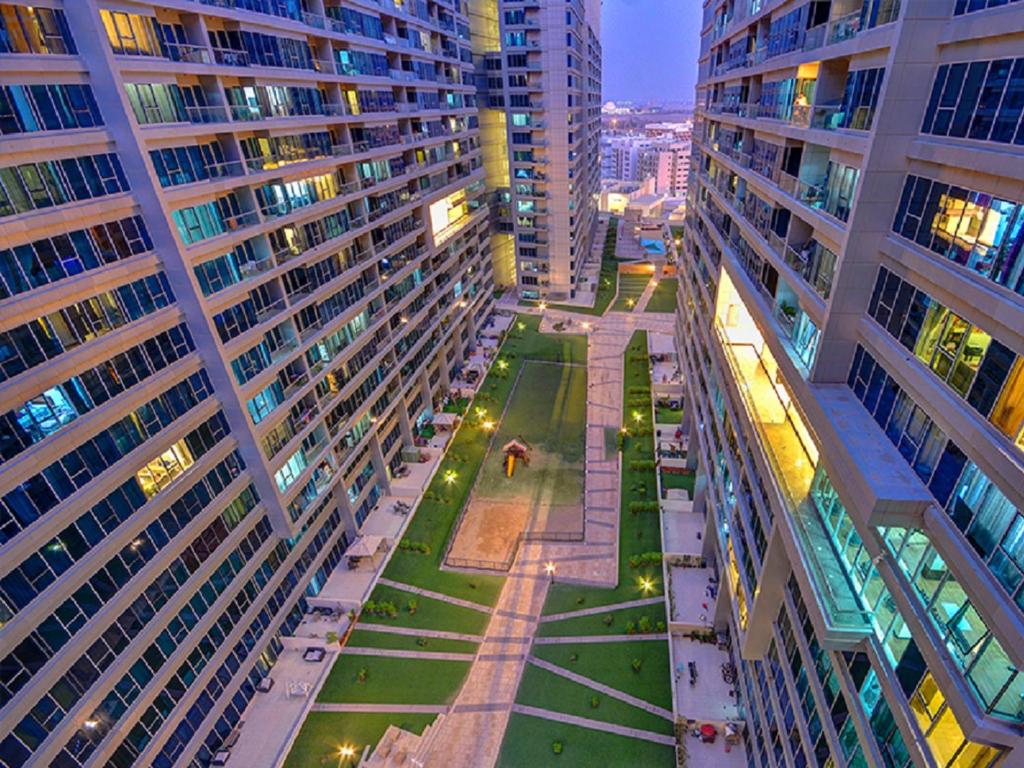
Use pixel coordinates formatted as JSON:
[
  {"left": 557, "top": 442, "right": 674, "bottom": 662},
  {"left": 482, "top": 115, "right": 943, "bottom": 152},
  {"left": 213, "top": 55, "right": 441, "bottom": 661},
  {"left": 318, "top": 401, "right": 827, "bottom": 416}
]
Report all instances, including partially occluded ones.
[
  {"left": 590, "top": 696, "right": 600, "bottom": 709},
  {"left": 656, "top": 620, "right": 667, "bottom": 633},
  {"left": 357, "top": 667, "right": 369, "bottom": 683},
  {"left": 552, "top": 741, "right": 563, "bottom": 756},
  {"left": 416, "top": 637, "right": 428, "bottom": 647},
  {"left": 628, "top": 501, "right": 660, "bottom": 514},
  {"left": 638, "top": 615, "right": 653, "bottom": 634},
  {"left": 407, "top": 598, "right": 418, "bottom": 615},
  {"left": 576, "top": 596, "right": 586, "bottom": 605},
  {"left": 602, "top": 613, "right": 614, "bottom": 627},
  {"left": 625, "top": 620, "right": 637, "bottom": 635},
  {"left": 631, "top": 658, "right": 643, "bottom": 674},
  {"left": 569, "top": 652, "right": 579, "bottom": 663},
  {"left": 630, "top": 460, "right": 656, "bottom": 472}
]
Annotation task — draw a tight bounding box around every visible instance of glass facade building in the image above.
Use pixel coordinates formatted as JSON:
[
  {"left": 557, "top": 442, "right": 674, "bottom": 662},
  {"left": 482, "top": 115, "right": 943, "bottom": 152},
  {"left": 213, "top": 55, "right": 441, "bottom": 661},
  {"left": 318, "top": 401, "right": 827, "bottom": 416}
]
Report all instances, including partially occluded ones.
[
  {"left": 0, "top": 1, "right": 494, "bottom": 766},
  {"left": 680, "top": 0, "right": 1023, "bottom": 765}
]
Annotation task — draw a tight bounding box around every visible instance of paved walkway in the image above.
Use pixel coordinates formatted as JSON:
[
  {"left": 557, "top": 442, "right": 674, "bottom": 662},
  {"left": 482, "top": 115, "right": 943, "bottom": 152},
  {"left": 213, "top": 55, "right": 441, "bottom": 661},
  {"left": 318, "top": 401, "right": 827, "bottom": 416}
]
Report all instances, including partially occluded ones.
[
  {"left": 342, "top": 647, "right": 476, "bottom": 662},
  {"left": 418, "top": 568, "right": 551, "bottom": 768},
  {"left": 511, "top": 705, "right": 676, "bottom": 745},
  {"left": 377, "top": 578, "right": 493, "bottom": 613},
  {"left": 540, "top": 596, "right": 665, "bottom": 623},
  {"left": 527, "top": 656, "right": 674, "bottom": 720},
  {"left": 312, "top": 703, "right": 449, "bottom": 714},
  {"left": 533, "top": 633, "right": 669, "bottom": 645},
  {"left": 354, "top": 623, "right": 483, "bottom": 643}
]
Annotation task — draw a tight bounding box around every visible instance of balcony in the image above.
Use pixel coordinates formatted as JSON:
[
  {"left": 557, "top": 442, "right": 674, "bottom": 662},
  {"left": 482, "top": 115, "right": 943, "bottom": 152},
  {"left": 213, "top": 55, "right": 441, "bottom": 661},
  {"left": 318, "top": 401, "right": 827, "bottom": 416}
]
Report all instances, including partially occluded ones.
[{"left": 713, "top": 270, "right": 872, "bottom": 642}]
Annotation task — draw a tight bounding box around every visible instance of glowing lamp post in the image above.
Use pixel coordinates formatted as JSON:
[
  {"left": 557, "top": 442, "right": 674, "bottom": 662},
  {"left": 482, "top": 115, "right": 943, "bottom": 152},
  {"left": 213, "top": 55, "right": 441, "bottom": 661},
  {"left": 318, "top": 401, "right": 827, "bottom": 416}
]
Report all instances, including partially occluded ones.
[
  {"left": 544, "top": 561, "right": 556, "bottom": 583},
  {"left": 639, "top": 577, "right": 654, "bottom": 595},
  {"left": 338, "top": 745, "right": 356, "bottom": 767}
]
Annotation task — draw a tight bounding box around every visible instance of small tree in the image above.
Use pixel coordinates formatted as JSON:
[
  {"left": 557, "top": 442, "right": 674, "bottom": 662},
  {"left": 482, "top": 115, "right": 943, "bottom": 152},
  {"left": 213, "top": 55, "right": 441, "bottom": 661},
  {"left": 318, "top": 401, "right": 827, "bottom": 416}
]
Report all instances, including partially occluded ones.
[
  {"left": 407, "top": 598, "right": 419, "bottom": 615},
  {"left": 552, "top": 741, "right": 563, "bottom": 756},
  {"left": 357, "top": 667, "right": 369, "bottom": 683},
  {"left": 590, "top": 695, "right": 600, "bottom": 709},
  {"left": 631, "top": 658, "right": 643, "bottom": 674},
  {"left": 602, "top": 613, "right": 614, "bottom": 627}
]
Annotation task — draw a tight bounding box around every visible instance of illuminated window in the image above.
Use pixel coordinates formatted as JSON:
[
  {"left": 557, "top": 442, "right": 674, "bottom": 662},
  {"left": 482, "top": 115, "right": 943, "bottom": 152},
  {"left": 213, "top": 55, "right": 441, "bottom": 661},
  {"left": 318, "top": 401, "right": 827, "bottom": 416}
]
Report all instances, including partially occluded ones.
[
  {"left": 990, "top": 359, "right": 1024, "bottom": 445},
  {"left": 136, "top": 440, "right": 194, "bottom": 498}
]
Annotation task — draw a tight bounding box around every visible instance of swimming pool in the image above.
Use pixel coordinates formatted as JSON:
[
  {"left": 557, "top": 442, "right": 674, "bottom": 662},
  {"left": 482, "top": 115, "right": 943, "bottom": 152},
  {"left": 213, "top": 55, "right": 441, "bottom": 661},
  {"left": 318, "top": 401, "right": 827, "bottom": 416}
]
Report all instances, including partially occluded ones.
[{"left": 640, "top": 238, "right": 667, "bottom": 256}]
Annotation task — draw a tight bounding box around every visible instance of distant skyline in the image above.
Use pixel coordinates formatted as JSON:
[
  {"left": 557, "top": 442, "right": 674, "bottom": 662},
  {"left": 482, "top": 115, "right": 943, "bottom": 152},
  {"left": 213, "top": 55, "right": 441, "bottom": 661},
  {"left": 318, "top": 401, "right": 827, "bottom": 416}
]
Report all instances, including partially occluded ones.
[{"left": 602, "top": 0, "right": 699, "bottom": 104}]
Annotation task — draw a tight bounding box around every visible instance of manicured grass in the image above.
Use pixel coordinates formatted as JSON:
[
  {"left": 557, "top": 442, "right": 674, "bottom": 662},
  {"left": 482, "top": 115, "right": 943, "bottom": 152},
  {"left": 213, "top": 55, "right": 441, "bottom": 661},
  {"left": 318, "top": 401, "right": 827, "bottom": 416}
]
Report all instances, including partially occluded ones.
[
  {"left": 382, "top": 314, "right": 584, "bottom": 604},
  {"left": 644, "top": 278, "right": 678, "bottom": 313},
  {"left": 284, "top": 712, "right": 436, "bottom": 768},
  {"left": 544, "top": 331, "right": 662, "bottom": 614},
  {"left": 661, "top": 471, "right": 695, "bottom": 497},
  {"left": 655, "top": 405, "right": 684, "bottom": 424},
  {"left": 536, "top": 602, "right": 667, "bottom": 638},
  {"left": 363, "top": 585, "right": 490, "bottom": 635},
  {"left": 496, "top": 713, "right": 675, "bottom": 768},
  {"left": 611, "top": 275, "right": 650, "bottom": 312},
  {"left": 346, "top": 629, "right": 479, "bottom": 654},
  {"left": 317, "top": 656, "right": 471, "bottom": 704},
  {"left": 474, "top": 361, "right": 586, "bottom": 507},
  {"left": 532, "top": 640, "right": 672, "bottom": 710},
  {"left": 514, "top": 664, "right": 673, "bottom": 735}
]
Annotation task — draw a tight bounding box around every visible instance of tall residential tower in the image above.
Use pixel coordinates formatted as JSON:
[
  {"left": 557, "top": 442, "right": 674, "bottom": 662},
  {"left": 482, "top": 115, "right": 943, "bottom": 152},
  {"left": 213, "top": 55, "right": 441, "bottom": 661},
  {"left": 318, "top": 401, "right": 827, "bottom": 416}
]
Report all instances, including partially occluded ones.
[
  {"left": 679, "top": 0, "right": 1023, "bottom": 766},
  {"left": 473, "top": 0, "right": 602, "bottom": 301},
  {"left": 0, "top": 1, "right": 493, "bottom": 766}
]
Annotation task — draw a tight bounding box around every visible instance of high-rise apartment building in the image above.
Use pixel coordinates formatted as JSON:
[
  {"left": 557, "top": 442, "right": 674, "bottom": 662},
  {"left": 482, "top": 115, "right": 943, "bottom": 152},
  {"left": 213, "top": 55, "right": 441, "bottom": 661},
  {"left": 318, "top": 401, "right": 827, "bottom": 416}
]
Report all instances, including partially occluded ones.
[
  {"left": 654, "top": 141, "right": 691, "bottom": 197},
  {"left": 0, "top": 1, "right": 493, "bottom": 766},
  {"left": 473, "top": 0, "right": 602, "bottom": 301},
  {"left": 680, "top": 0, "right": 1023, "bottom": 766}
]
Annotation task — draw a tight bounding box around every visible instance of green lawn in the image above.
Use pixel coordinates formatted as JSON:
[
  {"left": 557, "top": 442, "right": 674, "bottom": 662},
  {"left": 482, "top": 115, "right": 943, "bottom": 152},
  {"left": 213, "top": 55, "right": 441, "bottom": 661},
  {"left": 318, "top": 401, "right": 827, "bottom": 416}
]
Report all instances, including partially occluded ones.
[
  {"left": 514, "top": 664, "right": 672, "bottom": 735},
  {"left": 655, "top": 405, "right": 684, "bottom": 424},
  {"left": 284, "top": 712, "right": 437, "bottom": 768},
  {"left": 317, "top": 656, "right": 471, "bottom": 704},
  {"left": 363, "top": 585, "right": 490, "bottom": 635},
  {"left": 536, "top": 602, "right": 667, "bottom": 638},
  {"left": 474, "top": 361, "right": 586, "bottom": 507},
  {"left": 496, "top": 713, "right": 675, "bottom": 768},
  {"left": 611, "top": 275, "right": 651, "bottom": 312},
  {"left": 661, "top": 470, "right": 695, "bottom": 497},
  {"left": 532, "top": 640, "right": 672, "bottom": 710},
  {"left": 382, "top": 314, "right": 585, "bottom": 604},
  {"left": 544, "top": 331, "right": 663, "bottom": 614},
  {"left": 644, "top": 278, "right": 678, "bottom": 313},
  {"left": 346, "top": 629, "right": 479, "bottom": 654}
]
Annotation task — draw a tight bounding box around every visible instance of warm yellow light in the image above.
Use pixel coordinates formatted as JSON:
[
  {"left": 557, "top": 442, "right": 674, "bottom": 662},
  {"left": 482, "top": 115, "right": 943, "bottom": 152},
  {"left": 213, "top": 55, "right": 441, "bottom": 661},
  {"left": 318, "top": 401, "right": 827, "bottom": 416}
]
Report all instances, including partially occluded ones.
[
  {"left": 633, "top": 412, "right": 643, "bottom": 423},
  {"left": 620, "top": 427, "right": 629, "bottom": 434},
  {"left": 626, "top": 298, "right": 635, "bottom": 307},
  {"left": 444, "top": 470, "right": 458, "bottom": 484},
  {"left": 400, "top": 316, "right": 409, "bottom": 324},
  {"left": 538, "top": 302, "right": 547, "bottom": 311},
  {"left": 517, "top": 322, "right": 526, "bottom": 331},
  {"left": 639, "top": 578, "right": 654, "bottom": 594},
  {"left": 482, "top": 420, "right": 495, "bottom": 432},
  {"left": 582, "top": 322, "right": 591, "bottom": 330},
  {"left": 475, "top": 406, "right": 487, "bottom": 417},
  {"left": 544, "top": 561, "right": 556, "bottom": 576},
  {"left": 339, "top": 744, "right": 356, "bottom": 760},
  {"left": 497, "top": 359, "right": 508, "bottom": 371},
  {"left": 84, "top": 719, "right": 99, "bottom": 730}
]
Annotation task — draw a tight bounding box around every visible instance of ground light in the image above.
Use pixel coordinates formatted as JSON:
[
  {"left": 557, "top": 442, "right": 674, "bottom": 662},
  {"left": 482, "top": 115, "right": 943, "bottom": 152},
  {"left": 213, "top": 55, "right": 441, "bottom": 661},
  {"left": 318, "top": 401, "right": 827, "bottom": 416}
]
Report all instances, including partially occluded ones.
[
  {"left": 517, "top": 321, "right": 526, "bottom": 331},
  {"left": 444, "top": 470, "right": 458, "bottom": 485},
  {"left": 627, "top": 298, "right": 635, "bottom": 308},
  {"left": 497, "top": 359, "right": 508, "bottom": 371},
  {"left": 337, "top": 745, "right": 356, "bottom": 766},
  {"left": 482, "top": 420, "right": 495, "bottom": 432},
  {"left": 544, "top": 561, "right": 556, "bottom": 582},
  {"left": 639, "top": 577, "right": 655, "bottom": 594}
]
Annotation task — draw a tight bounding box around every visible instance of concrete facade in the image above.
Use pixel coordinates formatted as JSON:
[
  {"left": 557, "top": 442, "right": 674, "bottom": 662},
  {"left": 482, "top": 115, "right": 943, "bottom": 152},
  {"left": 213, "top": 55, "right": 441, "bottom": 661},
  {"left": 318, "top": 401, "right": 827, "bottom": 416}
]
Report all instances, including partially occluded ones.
[
  {"left": 0, "top": 1, "right": 495, "bottom": 766},
  {"left": 679, "top": 0, "right": 1024, "bottom": 766},
  {"left": 472, "top": 0, "right": 602, "bottom": 301}
]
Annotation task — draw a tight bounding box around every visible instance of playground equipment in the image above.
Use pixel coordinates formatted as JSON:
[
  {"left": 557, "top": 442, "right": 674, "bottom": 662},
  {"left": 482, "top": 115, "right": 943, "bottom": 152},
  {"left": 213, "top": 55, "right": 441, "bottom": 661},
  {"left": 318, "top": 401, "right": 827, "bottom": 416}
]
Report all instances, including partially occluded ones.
[{"left": 502, "top": 438, "right": 530, "bottom": 477}]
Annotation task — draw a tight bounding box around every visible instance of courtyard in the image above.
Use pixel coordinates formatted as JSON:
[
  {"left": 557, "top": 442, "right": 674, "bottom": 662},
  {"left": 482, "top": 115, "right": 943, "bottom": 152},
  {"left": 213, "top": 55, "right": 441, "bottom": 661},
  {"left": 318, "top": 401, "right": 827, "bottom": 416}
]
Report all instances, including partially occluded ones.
[{"left": 281, "top": 315, "right": 685, "bottom": 768}]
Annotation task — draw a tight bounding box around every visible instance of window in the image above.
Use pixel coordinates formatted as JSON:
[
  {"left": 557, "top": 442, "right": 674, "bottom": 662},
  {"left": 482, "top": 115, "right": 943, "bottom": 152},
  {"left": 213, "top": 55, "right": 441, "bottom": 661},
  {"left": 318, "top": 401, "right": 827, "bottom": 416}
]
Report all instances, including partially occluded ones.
[
  {"left": 135, "top": 440, "right": 195, "bottom": 498},
  {"left": 892, "top": 174, "right": 1024, "bottom": 297},
  {"left": 923, "top": 58, "right": 1024, "bottom": 144},
  {"left": 0, "top": 5, "right": 76, "bottom": 54},
  {"left": 0, "top": 84, "right": 102, "bottom": 135},
  {"left": 0, "top": 153, "right": 129, "bottom": 218}
]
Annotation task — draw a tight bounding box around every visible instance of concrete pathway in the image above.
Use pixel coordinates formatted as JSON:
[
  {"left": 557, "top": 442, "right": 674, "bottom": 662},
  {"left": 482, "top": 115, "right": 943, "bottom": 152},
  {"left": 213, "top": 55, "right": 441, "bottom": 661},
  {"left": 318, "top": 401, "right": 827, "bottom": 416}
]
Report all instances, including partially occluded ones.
[
  {"left": 376, "top": 578, "right": 493, "bottom": 613},
  {"left": 540, "top": 596, "right": 665, "bottom": 623},
  {"left": 533, "top": 633, "right": 669, "bottom": 645},
  {"left": 418, "top": 568, "right": 551, "bottom": 768},
  {"left": 353, "top": 623, "right": 483, "bottom": 643},
  {"left": 342, "top": 647, "right": 476, "bottom": 662},
  {"left": 527, "top": 656, "right": 674, "bottom": 720},
  {"left": 312, "top": 703, "right": 449, "bottom": 714},
  {"left": 511, "top": 705, "right": 676, "bottom": 745}
]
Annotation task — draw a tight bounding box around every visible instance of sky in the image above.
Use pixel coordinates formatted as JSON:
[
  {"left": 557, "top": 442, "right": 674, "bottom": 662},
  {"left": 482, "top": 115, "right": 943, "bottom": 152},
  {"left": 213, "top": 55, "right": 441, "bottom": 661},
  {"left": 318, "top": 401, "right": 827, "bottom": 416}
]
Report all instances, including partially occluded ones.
[{"left": 601, "top": 0, "right": 700, "bottom": 104}]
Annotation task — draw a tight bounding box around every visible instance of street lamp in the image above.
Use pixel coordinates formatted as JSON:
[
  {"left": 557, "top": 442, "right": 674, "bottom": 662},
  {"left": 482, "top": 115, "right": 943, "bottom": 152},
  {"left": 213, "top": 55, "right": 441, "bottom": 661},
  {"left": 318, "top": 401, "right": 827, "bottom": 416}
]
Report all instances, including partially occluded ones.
[
  {"left": 482, "top": 420, "right": 495, "bottom": 432},
  {"left": 444, "top": 470, "right": 458, "bottom": 485},
  {"left": 544, "top": 561, "right": 556, "bottom": 583},
  {"left": 538, "top": 301, "right": 547, "bottom": 311},
  {"left": 582, "top": 321, "right": 591, "bottom": 331},
  {"left": 338, "top": 745, "right": 356, "bottom": 767},
  {"left": 639, "top": 577, "right": 654, "bottom": 594},
  {"left": 497, "top": 359, "right": 508, "bottom": 371}
]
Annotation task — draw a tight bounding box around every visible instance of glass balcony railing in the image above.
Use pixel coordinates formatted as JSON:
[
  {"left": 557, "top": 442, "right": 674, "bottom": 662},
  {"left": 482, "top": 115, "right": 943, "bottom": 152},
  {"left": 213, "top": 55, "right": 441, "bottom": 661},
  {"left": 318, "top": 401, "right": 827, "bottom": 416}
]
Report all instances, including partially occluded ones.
[{"left": 714, "top": 272, "right": 872, "bottom": 638}]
